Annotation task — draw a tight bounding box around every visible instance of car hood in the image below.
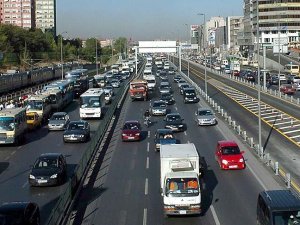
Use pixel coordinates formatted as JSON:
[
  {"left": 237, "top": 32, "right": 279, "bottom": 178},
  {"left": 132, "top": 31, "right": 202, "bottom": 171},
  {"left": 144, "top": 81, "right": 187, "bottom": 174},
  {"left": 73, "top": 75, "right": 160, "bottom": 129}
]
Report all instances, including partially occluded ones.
[
  {"left": 64, "top": 130, "right": 85, "bottom": 135},
  {"left": 160, "top": 139, "right": 176, "bottom": 145},
  {"left": 165, "top": 120, "right": 183, "bottom": 125},
  {"left": 152, "top": 106, "right": 166, "bottom": 110},
  {"left": 122, "top": 129, "right": 140, "bottom": 134},
  {"left": 31, "top": 167, "right": 61, "bottom": 176},
  {"left": 197, "top": 115, "right": 215, "bottom": 120},
  {"left": 49, "top": 120, "right": 66, "bottom": 125}
]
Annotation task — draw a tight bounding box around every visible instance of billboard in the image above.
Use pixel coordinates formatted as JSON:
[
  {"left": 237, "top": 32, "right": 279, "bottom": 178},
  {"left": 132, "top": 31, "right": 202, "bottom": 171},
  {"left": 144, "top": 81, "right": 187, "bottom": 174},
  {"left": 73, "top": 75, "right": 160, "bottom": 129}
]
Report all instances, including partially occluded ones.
[{"left": 138, "top": 41, "right": 177, "bottom": 53}]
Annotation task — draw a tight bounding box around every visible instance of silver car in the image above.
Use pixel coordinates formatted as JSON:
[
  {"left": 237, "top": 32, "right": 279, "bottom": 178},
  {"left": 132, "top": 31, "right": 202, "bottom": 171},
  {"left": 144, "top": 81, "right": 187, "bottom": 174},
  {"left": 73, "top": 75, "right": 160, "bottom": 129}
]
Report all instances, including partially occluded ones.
[
  {"left": 48, "top": 112, "right": 70, "bottom": 131},
  {"left": 195, "top": 108, "right": 217, "bottom": 126},
  {"left": 150, "top": 101, "right": 167, "bottom": 116}
]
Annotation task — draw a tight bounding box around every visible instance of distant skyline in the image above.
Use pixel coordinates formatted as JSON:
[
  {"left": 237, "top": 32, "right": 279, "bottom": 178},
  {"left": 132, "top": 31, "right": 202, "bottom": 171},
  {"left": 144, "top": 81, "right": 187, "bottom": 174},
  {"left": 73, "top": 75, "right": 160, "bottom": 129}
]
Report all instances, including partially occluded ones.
[{"left": 57, "top": 0, "right": 243, "bottom": 41}]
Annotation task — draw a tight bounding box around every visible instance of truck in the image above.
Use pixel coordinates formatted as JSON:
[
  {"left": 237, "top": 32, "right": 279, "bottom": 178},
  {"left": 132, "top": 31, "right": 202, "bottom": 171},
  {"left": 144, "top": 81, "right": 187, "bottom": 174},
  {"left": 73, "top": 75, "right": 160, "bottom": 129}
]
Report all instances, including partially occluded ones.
[
  {"left": 160, "top": 143, "right": 202, "bottom": 216},
  {"left": 129, "top": 79, "right": 148, "bottom": 101}
]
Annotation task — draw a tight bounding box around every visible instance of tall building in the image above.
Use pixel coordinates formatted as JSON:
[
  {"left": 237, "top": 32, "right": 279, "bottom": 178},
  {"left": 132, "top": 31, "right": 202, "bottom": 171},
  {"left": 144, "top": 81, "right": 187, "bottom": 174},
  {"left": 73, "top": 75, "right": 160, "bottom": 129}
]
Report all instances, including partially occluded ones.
[
  {"left": 0, "top": 0, "right": 35, "bottom": 29},
  {"left": 247, "top": 0, "right": 300, "bottom": 46},
  {"left": 35, "top": 0, "right": 56, "bottom": 35},
  {"left": 226, "top": 16, "right": 244, "bottom": 51}
]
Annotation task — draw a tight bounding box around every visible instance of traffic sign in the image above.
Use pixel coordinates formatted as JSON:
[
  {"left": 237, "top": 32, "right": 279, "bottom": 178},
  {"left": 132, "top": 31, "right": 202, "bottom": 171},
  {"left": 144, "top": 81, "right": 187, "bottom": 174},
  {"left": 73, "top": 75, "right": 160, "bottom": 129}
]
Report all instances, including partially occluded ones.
[{"left": 273, "top": 37, "right": 288, "bottom": 46}]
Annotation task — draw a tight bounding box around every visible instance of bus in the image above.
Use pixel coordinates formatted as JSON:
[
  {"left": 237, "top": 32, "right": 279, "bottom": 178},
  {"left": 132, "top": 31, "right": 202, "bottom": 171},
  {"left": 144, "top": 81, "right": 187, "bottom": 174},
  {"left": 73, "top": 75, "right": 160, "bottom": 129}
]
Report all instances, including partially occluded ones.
[
  {"left": 43, "top": 89, "right": 64, "bottom": 111},
  {"left": 26, "top": 93, "right": 52, "bottom": 123},
  {"left": 80, "top": 88, "right": 105, "bottom": 119},
  {"left": 257, "top": 190, "right": 300, "bottom": 225},
  {"left": 284, "top": 64, "right": 300, "bottom": 75},
  {"left": 0, "top": 108, "right": 27, "bottom": 145},
  {"left": 43, "top": 79, "right": 74, "bottom": 107}
]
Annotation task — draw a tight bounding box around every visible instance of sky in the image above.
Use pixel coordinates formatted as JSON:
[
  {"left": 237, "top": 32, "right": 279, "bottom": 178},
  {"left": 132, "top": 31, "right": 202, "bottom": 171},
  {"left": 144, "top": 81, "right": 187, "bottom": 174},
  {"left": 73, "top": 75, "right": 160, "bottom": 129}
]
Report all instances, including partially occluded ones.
[{"left": 57, "top": 0, "right": 243, "bottom": 41}]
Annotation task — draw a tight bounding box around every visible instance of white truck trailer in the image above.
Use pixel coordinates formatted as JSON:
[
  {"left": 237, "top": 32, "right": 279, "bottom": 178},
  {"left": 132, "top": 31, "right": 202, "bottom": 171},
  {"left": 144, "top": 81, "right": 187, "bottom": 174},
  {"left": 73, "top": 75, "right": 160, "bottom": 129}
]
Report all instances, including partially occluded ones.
[{"left": 160, "top": 143, "right": 202, "bottom": 215}]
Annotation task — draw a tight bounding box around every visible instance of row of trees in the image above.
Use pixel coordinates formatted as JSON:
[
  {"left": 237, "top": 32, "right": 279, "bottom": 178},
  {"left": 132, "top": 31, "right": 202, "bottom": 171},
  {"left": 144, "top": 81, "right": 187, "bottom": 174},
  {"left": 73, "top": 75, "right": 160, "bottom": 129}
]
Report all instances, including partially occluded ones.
[{"left": 0, "top": 24, "right": 128, "bottom": 70}]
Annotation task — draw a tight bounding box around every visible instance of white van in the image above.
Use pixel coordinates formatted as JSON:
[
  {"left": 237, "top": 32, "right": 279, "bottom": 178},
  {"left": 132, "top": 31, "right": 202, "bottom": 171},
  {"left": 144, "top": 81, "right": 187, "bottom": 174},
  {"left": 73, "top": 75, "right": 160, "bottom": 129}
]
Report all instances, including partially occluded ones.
[{"left": 144, "top": 75, "right": 156, "bottom": 90}]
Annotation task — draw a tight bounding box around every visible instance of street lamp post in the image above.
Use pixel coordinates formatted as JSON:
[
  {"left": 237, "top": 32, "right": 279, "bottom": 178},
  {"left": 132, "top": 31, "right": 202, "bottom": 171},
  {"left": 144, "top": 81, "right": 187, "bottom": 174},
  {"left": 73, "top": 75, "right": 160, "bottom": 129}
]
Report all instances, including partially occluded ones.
[
  {"left": 184, "top": 24, "right": 189, "bottom": 44},
  {"left": 60, "top": 31, "right": 67, "bottom": 80},
  {"left": 198, "top": 13, "right": 207, "bottom": 95},
  {"left": 95, "top": 38, "right": 99, "bottom": 75},
  {"left": 256, "top": 0, "right": 263, "bottom": 158}
]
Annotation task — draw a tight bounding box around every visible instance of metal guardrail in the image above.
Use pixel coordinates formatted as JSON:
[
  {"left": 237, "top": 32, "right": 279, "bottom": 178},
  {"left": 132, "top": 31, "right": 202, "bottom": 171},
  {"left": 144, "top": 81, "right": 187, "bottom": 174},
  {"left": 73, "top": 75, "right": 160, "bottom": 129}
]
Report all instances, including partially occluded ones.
[
  {"left": 45, "top": 62, "right": 145, "bottom": 225},
  {"left": 174, "top": 62, "right": 300, "bottom": 197}
]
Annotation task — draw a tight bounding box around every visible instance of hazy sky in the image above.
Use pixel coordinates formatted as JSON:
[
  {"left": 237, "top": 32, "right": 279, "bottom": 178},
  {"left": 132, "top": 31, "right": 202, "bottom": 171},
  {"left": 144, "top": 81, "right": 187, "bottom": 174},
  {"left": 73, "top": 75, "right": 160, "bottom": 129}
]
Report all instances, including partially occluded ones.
[{"left": 57, "top": 0, "right": 243, "bottom": 41}]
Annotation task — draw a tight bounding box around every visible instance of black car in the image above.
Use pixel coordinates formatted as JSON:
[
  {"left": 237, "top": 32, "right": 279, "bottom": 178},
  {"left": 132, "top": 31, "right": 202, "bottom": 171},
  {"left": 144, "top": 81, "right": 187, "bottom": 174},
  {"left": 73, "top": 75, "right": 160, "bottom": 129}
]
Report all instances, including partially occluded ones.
[
  {"left": 0, "top": 202, "right": 40, "bottom": 225},
  {"left": 160, "top": 92, "right": 175, "bottom": 105},
  {"left": 63, "top": 120, "right": 90, "bottom": 143},
  {"left": 244, "top": 73, "right": 255, "bottom": 82},
  {"left": 154, "top": 129, "right": 176, "bottom": 151},
  {"left": 183, "top": 87, "right": 199, "bottom": 103},
  {"left": 173, "top": 75, "right": 181, "bottom": 83},
  {"left": 269, "top": 75, "right": 279, "bottom": 85},
  {"left": 29, "top": 153, "right": 67, "bottom": 187},
  {"left": 180, "top": 84, "right": 190, "bottom": 94},
  {"left": 160, "top": 70, "right": 167, "bottom": 78},
  {"left": 164, "top": 113, "right": 184, "bottom": 132}
]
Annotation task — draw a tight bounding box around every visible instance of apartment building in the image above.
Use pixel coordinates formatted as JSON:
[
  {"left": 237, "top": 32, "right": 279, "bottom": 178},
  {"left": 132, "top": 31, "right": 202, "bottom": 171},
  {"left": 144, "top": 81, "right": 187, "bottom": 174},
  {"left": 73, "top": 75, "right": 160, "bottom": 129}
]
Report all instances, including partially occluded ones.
[
  {"left": 35, "top": 0, "right": 56, "bottom": 35},
  {"left": 250, "top": 0, "right": 300, "bottom": 45},
  {"left": 0, "top": 0, "right": 35, "bottom": 29},
  {"left": 226, "top": 16, "right": 244, "bottom": 51}
]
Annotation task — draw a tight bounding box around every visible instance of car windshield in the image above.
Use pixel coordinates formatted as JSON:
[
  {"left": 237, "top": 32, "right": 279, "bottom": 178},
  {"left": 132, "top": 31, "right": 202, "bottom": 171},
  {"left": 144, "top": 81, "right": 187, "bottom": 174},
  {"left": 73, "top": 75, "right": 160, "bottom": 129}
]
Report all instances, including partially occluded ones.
[
  {"left": 34, "top": 158, "right": 58, "bottom": 169},
  {"left": 80, "top": 96, "right": 100, "bottom": 108},
  {"left": 166, "top": 178, "right": 199, "bottom": 197},
  {"left": 185, "top": 90, "right": 195, "bottom": 96},
  {"left": 160, "top": 84, "right": 169, "bottom": 89},
  {"left": 50, "top": 114, "right": 65, "bottom": 120},
  {"left": 123, "top": 123, "right": 139, "bottom": 130},
  {"left": 161, "top": 94, "right": 171, "bottom": 99},
  {"left": 158, "top": 132, "right": 174, "bottom": 139},
  {"left": 153, "top": 102, "right": 166, "bottom": 107},
  {"left": 166, "top": 115, "right": 181, "bottom": 122},
  {"left": 273, "top": 210, "right": 300, "bottom": 225},
  {"left": 198, "top": 110, "right": 213, "bottom": 116},
  {"left": 68, "top": 123, "right": 85, "bottom": 130},
  {"left": 0, "top": 117, "right": 15, "bottom": 131},
  {"left": 222, "top": 146, "right": 240, "bottom": 155},
  {"left": 26, "top": 100, "right": 43, "bottom": 110}
]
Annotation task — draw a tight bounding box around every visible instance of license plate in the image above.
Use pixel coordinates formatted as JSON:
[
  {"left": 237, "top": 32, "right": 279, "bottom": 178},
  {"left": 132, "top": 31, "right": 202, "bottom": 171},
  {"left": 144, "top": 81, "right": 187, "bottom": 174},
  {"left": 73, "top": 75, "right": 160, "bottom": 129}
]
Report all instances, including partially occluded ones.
[
  {"left": 37, "top": 179, "right": 47, "bottom": 184},
  {"left": 0, "top": 141, "right": 5, "bottom": 143},
  {"left": 127, "top": 137, "right": 134, "bottom": 139},
  {"left": 229, "top": 165, "right": 238, "bottom": 168},
  {"left": 179, "top": 210, "right": 186, "bottom": 215},
  {"left": 70, "top": 137, "right": 77, "bottom": 140}
]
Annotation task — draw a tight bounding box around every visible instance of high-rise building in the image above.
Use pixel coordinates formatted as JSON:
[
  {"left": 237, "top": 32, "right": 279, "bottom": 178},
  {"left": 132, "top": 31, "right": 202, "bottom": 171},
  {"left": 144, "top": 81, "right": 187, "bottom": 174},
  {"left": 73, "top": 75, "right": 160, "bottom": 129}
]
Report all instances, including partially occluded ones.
[
  {"left": 226, "top": 16, "right": 244, "bottom": 51},
  {"left": 245, "top": 0, "right": 300, "bottom": 46},
  {"left": 0, "top": 0, "right": 35, "bottom": 29},
  {"left": 35, "top": 0, "right": 56, "bottom": 35}
]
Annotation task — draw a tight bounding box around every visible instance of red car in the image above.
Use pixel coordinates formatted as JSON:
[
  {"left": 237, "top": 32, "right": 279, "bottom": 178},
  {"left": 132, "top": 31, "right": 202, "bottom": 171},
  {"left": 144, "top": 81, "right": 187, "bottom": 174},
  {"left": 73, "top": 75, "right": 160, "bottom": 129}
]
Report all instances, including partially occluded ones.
[
  {"left": 215, "top": 140, "right": 245, "bottom": 170},
  {"left": 121, "top": 120, "right": 141, "bottom": 141},
  {"left": 280, "top": 84, "right": 296, "bottom": 95},
  {"left": 233, "top": 70, "right": 240, "bottom": 77}
]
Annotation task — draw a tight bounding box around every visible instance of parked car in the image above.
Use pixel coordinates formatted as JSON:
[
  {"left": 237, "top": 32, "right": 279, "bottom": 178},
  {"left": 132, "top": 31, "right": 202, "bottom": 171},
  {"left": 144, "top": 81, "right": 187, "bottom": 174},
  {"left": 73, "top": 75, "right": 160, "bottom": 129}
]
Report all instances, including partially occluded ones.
[
  {"left": 215, "top": 140, "right": 245, "bottom": 170},
  {"left": 160, "top": 92, "right": 175, "bottom": 105},
  {"left": 154, "top": 129, "right": 176, "bottom": 152},
  {"left": 280, "top": 84, "right": 296, "bottom": 95},
  {"left": 29, "top": 153, "right": 67, "bottom": 186},
  {"left": 150, "top": 100, "right": 167, "bottom": 116},
  {"left": 47, "top": 112, "right": 70, "bottom": 131},
  {"left": 121, "top": 120, "right": 141, "bottom": 141},
  {"left": 63, "top": 120, "right": 90, "bottom": 143},
  {"left": 164, "top": 113, "right": 184, "bottom": 132},
  {"left": 0, "top": 202, "right": 40, "bottom": 225},
  {"left": 195, "top": 108, "right": 217, "bottom": 126}
]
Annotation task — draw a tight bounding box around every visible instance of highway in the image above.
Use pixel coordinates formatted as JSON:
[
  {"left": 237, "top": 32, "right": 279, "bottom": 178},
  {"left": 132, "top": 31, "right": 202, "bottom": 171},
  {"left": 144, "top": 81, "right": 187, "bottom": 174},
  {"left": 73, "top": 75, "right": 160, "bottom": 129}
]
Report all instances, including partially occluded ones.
[
  {"left": 0, "top": 83, "right": 124, "bottom": 224},
  {"left": 69, "top": 69, "right": 283, "bottom": 225}
]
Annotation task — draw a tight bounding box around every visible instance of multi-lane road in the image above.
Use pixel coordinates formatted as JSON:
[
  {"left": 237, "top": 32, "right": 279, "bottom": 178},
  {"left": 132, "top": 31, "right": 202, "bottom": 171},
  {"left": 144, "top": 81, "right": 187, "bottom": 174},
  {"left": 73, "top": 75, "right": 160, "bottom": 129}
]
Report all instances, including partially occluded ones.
[{"left": 69, "top": 67, "right": 284, "bottom": 225}]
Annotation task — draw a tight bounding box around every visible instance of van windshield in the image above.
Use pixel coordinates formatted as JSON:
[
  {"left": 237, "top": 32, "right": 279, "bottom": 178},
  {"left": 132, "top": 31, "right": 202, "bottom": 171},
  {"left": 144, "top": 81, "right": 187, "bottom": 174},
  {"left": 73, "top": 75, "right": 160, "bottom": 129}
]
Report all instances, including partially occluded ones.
[{"left": 273, "top": 210, "right": 300, "bottom": 225}]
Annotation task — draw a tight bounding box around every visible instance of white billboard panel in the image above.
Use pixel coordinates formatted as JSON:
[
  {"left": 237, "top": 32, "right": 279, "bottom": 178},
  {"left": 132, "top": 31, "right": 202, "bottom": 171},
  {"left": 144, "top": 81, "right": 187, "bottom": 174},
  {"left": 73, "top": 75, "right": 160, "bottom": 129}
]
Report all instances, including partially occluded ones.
[{"left": 138, "top": 41, "right": 177, "bottom": 53}]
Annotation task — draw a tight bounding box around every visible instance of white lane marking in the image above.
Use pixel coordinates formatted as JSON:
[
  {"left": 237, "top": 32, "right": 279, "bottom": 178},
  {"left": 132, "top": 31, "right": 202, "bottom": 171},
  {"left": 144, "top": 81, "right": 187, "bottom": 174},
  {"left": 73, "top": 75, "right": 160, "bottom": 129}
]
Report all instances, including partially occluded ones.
[
  {"left": 175, "top": 106, "right": 178, "bottom": 111},
  {"left": 148, "top": 131, "right": 150, "bottom": 138},
  {"left": 147, "top": 142, "right": 149, "bottom": 152},
  {"left": 10, "top": 151, "right": 16, "bottom": 156},
  {"left": 143, "top": 208, "right": 147, "bottom": 225},
  {"left": 210, "top": 205, "right": 221, "bottom": 225},
  {"left": 119, "top": 210, "right": 127, "bottom": 225},
  {"left": 146, "top": 157, "right": 149, "bottom": 169},
  {"left": 247, "top": 162, "right": 268, "bottom": 191},
  {"left": 130, "top": 159, "right": 135, "bottom": 170},
  {"left": 22, "top": 181, "right": 28, "bottom": 188},
  {"left": 145, "top": 178, "right": 148, "bottom": 195},
  {"left": 17, "top": 146, "right": 22, "bottom": 149},
  {"left": 184, "top": 131, "right": 187, "bottom": 136},
  {"left": 133, "top": 148, "right": 137, "bottom": 155},
  {"left": 4, "top": 156, "right": 9, "bottom": 161},
  {"left": 125, "top": 180, "right": 132, "bottom": 195}
]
